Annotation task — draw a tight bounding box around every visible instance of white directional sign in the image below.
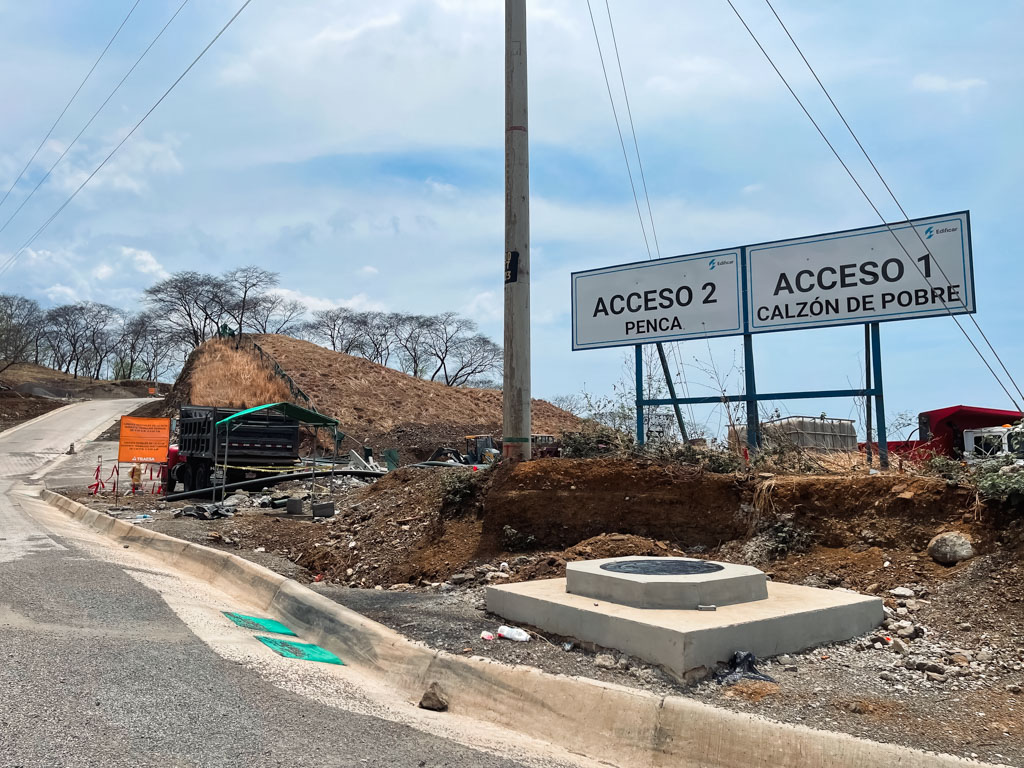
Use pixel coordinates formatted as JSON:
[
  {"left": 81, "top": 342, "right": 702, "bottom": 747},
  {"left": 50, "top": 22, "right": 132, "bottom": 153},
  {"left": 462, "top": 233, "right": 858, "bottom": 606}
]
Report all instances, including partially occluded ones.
[
  {"left": 571, "top": 249, "right": 743, "bottom": 350},
  {"left": 746, "top": 211, "right": 974, "bottom": 333}
]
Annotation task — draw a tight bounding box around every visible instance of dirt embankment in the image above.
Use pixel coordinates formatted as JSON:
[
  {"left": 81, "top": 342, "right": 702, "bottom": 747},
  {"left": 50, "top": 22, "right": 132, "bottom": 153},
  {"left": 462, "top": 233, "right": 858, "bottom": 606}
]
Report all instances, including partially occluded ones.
[
  {"left": 251, "top": 334, "right": 582, "bottom": 447},
  {"left": 483, "top": 459, "right": 748, "bottom": 550},
  {"left": 0, "top": 362, "right": 160, "bottom": 400},
  {"left": 0, "top": 390, "right": 66, "bottom": 431},
  {"left": 760, "top": 474, "right": 985, "bottom": 550},
  {"left": 175, "top": 458, "right": 1002, "bottom": 592}
]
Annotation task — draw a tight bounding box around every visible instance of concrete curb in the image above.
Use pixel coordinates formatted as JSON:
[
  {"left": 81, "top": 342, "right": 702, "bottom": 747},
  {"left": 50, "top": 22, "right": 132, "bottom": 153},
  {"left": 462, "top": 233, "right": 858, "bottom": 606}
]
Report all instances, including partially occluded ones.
[{"left": 41, "top": 490, "right": 995, "bottom": 768}]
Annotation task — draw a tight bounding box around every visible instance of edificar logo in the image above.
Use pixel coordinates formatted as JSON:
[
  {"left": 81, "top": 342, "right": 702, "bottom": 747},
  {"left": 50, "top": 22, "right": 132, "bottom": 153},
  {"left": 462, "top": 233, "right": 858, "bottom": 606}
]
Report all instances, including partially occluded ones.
[
  {"left": 709, "top": 258, "right": 716, "bottom": 270},
  {"left": 923, "top": 224, "right": 957, "bottom": 240}
]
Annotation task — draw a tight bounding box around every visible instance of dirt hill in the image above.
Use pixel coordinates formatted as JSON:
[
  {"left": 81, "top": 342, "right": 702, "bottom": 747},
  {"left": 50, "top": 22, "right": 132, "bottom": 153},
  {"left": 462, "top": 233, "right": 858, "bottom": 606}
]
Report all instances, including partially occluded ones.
[
  {"left": 0, "top": 362, "right": 160, "bottom": 399},
  {"left": 171, "top": 335, "right": 583, "bottom": 458}
]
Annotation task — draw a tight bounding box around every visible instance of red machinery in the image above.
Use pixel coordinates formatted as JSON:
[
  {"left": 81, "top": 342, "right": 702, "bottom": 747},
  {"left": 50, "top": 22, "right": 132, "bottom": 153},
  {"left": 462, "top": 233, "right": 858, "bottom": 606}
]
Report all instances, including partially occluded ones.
[{"left": 863, "top": 405, "right": 1023, "bottom": 460}]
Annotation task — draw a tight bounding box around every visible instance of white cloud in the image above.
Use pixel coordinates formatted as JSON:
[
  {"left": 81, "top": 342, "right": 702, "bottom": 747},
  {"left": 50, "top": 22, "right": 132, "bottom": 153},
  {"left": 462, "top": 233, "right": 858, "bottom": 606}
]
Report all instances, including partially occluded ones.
[
  {"left": 340, "top": 292, "right": 387, "bottom": 312},
  {"left": 359, "top": 265, "right": 379, "bottom": 276},
  {"left": 312, "top": 13, "right": 402, "bottom": 46},
  {"left": 426, "top": 178, "right": 457, "bottom": 195},
  {"left": 44, "top": 283, "right": 79, "bottom": 303},
  {"left": 466, "top": 290, "right": 500, "bottom": 321},
  {"left": 92, "top": 263, "right": 114, "bottom": 280},
  {"left": 270, "top": 287, "right": 387, "bottom": 313},
  {"left": 741, "top": 183, "right": 764, "bottom": 195},
  {"left": 911, "top": 74, "right": 986, "bottom": 92},
  {"left": 122, "top": 247, "right": 169, "bottom": 279},
  {"left": 52, "top": 133, "right": 183, "bottom": 197}
]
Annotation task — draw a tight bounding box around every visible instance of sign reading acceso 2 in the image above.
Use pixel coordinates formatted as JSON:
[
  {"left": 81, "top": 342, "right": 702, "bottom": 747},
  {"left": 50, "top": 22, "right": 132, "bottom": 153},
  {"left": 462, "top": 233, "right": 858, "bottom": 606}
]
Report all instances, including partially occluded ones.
[
  {"left": 571, "top": 249, "right": 743, "bottom": 350},
  {"left": 570, "top": 211, "right": 973, "bottom": 350}
]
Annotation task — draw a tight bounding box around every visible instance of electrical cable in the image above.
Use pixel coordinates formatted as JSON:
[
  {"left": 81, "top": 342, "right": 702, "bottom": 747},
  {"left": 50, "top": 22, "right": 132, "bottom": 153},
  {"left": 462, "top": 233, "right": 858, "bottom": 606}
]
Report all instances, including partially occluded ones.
[
  {"left": 0, "top": 0, "right": 254, "bottom": 281},
  {"left": 722, "top": 0, "right": 1021, "bottom": 411},
  {"left": 0, "top": 0, "right": 143, "bottom": 214},
  {"left": 594, "top": 0, "right": 699, "bottom": 428},
  {"left": 0, "top": 0, "right": 191, "bottom": 238},
  {"left": 585, "top": 0, "right": 651, "bottom": 259},
  {"left": 760, "top": 0, "right": 1024, "bottom": 408}
]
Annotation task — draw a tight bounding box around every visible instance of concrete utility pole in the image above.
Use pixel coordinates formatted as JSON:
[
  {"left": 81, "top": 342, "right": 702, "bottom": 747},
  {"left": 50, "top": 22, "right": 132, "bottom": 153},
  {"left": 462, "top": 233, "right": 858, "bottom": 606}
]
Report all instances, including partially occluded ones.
[{"left": 503, "top": 0, "right": 531, "bottom": 461}]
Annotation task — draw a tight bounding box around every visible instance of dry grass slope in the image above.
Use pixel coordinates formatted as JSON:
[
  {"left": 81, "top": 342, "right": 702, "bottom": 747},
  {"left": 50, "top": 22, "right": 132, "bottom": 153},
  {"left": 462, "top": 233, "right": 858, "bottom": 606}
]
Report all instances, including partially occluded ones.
[
  {"left": 187, "top": 339, "right": 292, "bottom": 409},
  {"left": 251, "top": 334, "right": 583, "bottom": 439}
]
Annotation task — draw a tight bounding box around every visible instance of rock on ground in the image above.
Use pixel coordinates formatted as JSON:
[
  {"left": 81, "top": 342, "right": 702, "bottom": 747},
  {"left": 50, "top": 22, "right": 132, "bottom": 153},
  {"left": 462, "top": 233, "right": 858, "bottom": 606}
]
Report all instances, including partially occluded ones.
[
  {"left": 927, "top": 531, "right": 974, "bottom": 565},
  {"left": 418, "top": 682, "right": 449, "bottom": 712}
]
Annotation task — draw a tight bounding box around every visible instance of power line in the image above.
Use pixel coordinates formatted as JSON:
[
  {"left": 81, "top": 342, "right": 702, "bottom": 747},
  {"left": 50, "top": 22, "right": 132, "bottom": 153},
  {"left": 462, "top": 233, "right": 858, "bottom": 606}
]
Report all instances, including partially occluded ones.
[
  {"left": 0, "top": 0, "right": 254, "bottom": 282},
  {"left": 760, "top": 0, "right": 1024, "bottom": 408},
  {"left": 0, "top": 0, "right": 191, "bottom": 238},
  {"left": 584, "top": 0, "right": 651, "bottom": 258},
  {"left": 602, "top": 0, "right": 660, "bottom": 260},
  {"left": 0, "top": 0, "right": 143, "bottom": 214},
  {"left": 722, "top": 0, "right": 1021, "bottom": 411},
  {"left": 593, "top": 0, "right": 698, "bottom": 427}
]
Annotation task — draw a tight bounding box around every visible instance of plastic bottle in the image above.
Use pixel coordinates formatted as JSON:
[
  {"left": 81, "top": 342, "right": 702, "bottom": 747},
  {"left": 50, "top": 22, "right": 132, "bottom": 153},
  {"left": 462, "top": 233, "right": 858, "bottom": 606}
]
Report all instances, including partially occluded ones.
[{"left": 497, "top": 625, "right": 530, "bottom": 642}]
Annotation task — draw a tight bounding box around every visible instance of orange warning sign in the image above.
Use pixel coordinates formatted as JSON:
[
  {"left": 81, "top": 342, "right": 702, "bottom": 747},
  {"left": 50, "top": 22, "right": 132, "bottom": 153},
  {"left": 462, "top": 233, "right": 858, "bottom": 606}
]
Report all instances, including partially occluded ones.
[{"left": 118, "top": 417, "right": 171, "bottom": 464}]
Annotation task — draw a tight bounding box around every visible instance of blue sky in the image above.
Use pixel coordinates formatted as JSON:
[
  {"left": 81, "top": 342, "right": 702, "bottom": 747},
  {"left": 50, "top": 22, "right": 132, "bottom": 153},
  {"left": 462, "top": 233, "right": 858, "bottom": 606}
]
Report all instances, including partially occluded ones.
[{"left": 1, "top": 0, "right": 1022, "bottom": 439}]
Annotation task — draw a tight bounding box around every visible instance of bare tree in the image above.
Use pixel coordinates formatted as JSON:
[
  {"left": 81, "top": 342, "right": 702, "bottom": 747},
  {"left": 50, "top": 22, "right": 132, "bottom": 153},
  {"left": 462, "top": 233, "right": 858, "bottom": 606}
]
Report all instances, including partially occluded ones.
[
  {"left": 393, "top": 314, "right": 435, "bottom": 378},
  {"left": 144, "top": 272, "right": 226, "bottom": 349},
  {"left": 442, "top": 333, "right": 503, "bottom": 387},
  {"left": 222, "top": 266, "right": 279, "bottom": 341},
  {"left": 247, "top": 293, "right": 307, "bottom": 335},
  {"left": 44, "top": 304, "right": 90, "bottom": 377},
  {"left": 80, "top": 302, "right": 120, "bottom": 379},
  {"left": 304, "top": 307, "right": 364, "bottom": 353},
  {"left": 111, "top": 312, "right": 153, "bottom": 379},
  {"left": 356, "top": 311, "right": 401, "bottom": 366},
  {"left": 0, "top": 294, "right": 43, "bottom": 376}
]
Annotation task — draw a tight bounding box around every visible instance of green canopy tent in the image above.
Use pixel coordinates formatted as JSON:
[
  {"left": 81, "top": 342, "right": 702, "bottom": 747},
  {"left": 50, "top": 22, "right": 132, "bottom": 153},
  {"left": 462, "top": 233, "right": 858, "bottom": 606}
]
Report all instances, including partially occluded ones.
[{"left": 213, "top": 402, "right": 341, "bottom": 505}]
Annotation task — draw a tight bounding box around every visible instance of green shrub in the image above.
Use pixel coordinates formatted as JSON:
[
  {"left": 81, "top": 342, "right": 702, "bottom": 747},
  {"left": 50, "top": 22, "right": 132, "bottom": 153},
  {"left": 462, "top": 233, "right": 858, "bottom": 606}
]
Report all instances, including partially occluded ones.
[{"left": 438, "top": 470, "right": 484, "bottom": 516}]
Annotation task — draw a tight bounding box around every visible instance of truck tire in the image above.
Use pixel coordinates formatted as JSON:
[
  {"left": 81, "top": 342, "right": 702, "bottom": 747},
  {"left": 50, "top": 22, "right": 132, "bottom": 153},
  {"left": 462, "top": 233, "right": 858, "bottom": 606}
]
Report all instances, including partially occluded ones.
[
  {"left": 164, "top": 473, "right": 177, "bottom": 494},
  {"left": 194, "top": 462, "right": 211, "bottom": 492},
  {"left": 180, "top": 464, "right": 194, "bottom": 493}
]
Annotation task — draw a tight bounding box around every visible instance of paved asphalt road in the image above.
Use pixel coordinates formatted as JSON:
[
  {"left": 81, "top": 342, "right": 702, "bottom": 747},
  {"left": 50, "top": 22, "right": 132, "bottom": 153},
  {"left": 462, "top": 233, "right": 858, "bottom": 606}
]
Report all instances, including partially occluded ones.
[{"left": 0, "top": 401, "right": 573, "bottom": 768}]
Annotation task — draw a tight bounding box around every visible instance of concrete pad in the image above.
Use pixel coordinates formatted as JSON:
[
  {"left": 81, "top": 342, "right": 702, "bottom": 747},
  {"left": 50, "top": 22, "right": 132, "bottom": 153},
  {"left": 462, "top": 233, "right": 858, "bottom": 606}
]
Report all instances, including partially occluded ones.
[
  {"left": 567, "top": 556, "right": 767, "bottom": 609},
  {"left": 487, "top": 578, "right": 883, "bottom": 678}
]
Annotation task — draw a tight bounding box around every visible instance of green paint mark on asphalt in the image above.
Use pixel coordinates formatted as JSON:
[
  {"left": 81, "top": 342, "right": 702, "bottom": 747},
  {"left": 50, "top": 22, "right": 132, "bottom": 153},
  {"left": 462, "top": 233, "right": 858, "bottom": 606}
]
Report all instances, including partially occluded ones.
[
  {"left": 223, "top": 611, "right": 297, "bottom": 636},
  {"left": 256, "top": 636, "right": 344, "bottom": 665}
]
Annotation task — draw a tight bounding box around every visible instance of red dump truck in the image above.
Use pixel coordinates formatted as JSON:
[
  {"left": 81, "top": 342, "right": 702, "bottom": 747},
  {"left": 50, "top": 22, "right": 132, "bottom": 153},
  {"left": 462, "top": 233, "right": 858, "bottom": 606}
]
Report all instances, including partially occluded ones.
[{"left": 864, "top": 405, "right": 1023, "bottom": 461}]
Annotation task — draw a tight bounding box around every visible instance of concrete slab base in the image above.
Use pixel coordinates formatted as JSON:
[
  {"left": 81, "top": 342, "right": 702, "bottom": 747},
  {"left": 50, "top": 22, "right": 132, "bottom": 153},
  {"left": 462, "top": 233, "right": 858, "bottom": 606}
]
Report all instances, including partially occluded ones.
[
  {"left": 487, "top": 578, "right": 883, "bottom": 679},
  {"left": 567, "top": 556, "right": 768, "bottom": 609}
]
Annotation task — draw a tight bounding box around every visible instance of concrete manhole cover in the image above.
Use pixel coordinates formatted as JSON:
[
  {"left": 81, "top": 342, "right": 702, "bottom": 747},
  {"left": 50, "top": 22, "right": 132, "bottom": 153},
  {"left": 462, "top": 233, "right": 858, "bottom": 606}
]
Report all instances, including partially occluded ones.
[{"left": 599, "top": 559, "right": 725, "bottom": 576}]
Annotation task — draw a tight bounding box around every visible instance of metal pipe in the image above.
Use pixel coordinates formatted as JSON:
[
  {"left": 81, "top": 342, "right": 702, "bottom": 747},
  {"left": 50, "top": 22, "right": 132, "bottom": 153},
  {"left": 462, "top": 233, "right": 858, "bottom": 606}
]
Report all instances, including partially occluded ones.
[
  {"left": 162, "top": 467, "right": 386, "bottom": 502},
  {"left": 641, "top": 386, "right": 881, "bottom": 406},
  {"left": 635, "top": 344, "right": 645, "bottom": 445},
  {"left": 743, "top": 333, "right": 759, "bottom": 450},
  {"left": 865, "top": 324, "right": 873, "bottom": 466},
  {"left": 655, "top": 343, "right": 688, "bottom": 441},
  {"left": 871, "top": 322, "right": 889, "bottom": 469}
]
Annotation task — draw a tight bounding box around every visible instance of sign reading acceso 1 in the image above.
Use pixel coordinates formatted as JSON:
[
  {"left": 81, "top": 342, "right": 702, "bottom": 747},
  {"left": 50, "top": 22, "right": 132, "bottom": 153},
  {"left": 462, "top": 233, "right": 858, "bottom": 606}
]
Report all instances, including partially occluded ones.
[
  {"left": 571, "top": 249, "right": 743, "bottom": 350},
  {"left": 571, "top": 211, "right": 973, "bottom": 350},
  {"left": 746, "top": 211, "right": 973, "bottom": 333}
]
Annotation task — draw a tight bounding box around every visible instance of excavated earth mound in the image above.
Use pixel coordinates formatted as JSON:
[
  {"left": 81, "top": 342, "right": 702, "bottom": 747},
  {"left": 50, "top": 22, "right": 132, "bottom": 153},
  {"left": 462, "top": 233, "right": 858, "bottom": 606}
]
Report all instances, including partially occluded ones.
[{"left": 250, "top": 334, "right": 582, "bottom": 446}]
